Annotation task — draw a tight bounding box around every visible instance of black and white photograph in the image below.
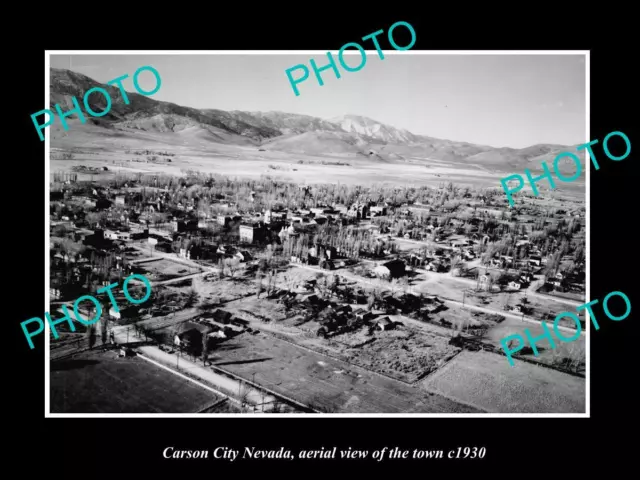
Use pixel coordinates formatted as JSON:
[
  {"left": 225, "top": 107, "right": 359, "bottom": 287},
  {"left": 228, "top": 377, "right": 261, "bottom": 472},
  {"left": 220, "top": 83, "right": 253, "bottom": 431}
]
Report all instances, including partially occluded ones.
[{"left": 45, "top": 51, "right": 588, "bottom": 415}]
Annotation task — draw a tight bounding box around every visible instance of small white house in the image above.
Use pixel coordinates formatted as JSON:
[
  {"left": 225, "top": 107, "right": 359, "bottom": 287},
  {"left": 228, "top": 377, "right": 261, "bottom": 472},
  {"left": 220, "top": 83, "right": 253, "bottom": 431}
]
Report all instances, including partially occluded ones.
[{"left": 508, "top": 281, "right": 521, "bottom": 290}]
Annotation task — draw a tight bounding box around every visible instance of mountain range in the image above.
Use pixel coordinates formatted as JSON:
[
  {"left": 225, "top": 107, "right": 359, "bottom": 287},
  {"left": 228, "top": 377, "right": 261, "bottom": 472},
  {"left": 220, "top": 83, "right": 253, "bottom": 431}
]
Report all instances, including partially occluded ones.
[{"left": 49, "top": 68, "right": 585, "bottom": 173}]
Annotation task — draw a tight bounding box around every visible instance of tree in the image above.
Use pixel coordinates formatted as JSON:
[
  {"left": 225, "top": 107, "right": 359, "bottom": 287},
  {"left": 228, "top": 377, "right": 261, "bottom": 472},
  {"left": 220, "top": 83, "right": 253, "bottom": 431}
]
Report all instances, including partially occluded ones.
[
  {"left": 397, "top": 276, "right": 410, "bottom": 294},
  {"left": 366, "top": 293, "right": 375, "bottom": 311},
  {"left": 225, "top": 258, "right": 241, "bottom": 277},
  {"left": 255, "top": 272, "right": 264, "bottom": 298},
  {"left": 191, "top": 276, "right": 211, "bottom": 311},
  {"left": 238, "top": 383, "right": 251, "bottom": 410},
  {"left": 184, "top": 288, "right": 199, "bottom": 308},
  {"left": 266, "top": 273, "right": 274, "bottom": 296},
  {"left": 390, "top": 278, "right": 399, "bottom": 295},
  {"left": 86, "top": 324, "right": 97, "bottom": 349},
  {"left": 201, "top": 327, "right": 212, "bottom": 365},
  {"left": 100, "top": 317, "right": 109, "bottom": 345}
]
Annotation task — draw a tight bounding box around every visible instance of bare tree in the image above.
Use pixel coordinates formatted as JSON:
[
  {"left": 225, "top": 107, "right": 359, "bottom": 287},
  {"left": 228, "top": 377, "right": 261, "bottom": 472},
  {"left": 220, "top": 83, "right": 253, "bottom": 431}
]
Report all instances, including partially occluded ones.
[
  {"left": 255, "top": 271, "right": 263, "bottom": 298},
  {"left": 366, "top": 293, "right": 376, "bottom": 311},
  {"left": 201, "top": 328, "right": 212, "bottom": 365},
  {"left": 225, "top": 258, "right": 241, "bottom": 278},
  {"left": 100, "top": 317, "right": 109, "bottom": 345},
  {"left": 390, "top": 278, "right": 399, "bottom": 295},
  {"left": 238, "top": 383, "right": 252, "bottom": 410},
  {"left": 86, "top": 324, "right": 97, "bottom": 349},
  {"left": 397, "top": 276, "right": 410, "bottom": 294},
  {"left": 184, "top": 287, "right": 199, "bottom": 308}
]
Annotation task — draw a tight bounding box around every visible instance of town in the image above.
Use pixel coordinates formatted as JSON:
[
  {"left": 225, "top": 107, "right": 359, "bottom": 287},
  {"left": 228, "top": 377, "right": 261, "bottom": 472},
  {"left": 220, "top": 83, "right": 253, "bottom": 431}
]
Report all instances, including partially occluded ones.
[{"left": 49, "top": 167, "right": 586, "bottom": 414}]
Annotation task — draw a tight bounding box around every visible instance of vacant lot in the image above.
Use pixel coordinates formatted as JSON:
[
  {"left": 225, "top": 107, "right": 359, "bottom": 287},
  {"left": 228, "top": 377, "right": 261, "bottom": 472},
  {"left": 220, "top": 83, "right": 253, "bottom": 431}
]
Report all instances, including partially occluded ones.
[
  {"left": 210, "top": 332, "right": 481, "bottom": 413},
  {"left": 421, "top": 350, "right": 586, "bottom": 413},
  {"left": 483, "top": 317, "right": 585, "bottom": 374},
  {"left": 224, "top": 296, "right": 290, "bottom": 323},
  {"left": 50, "top": 349, "right": 219, "bottom": 413},
  {"left": 344, "top": 328, "right": 460, "bottom": 383},
  {"left": 137, "top": 258, "right": 203, "bottom": 282}
]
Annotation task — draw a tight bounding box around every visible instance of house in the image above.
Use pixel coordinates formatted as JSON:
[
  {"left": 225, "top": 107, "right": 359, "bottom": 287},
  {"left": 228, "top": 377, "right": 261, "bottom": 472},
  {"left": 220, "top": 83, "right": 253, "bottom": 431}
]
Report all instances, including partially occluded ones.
[
  {"left": 333, "top": 204, "right": 348, "bottom": 215},
  {"left": 115, "top": 195, "right": 126, "bottom": 206},
  {"left": 370, "top": 205, "right": 387, "bottom": 216},
  {"left": 234, "top": 250, "right": 253, "bottom": 262},
  {"left": 217, "top": 245, "right": 237, "bottom": 255},
  {"left": 347, "top": 203, "right": 369, "bottom": 219},
  {"left": 508, "top": 281, "right": 522, "bottom": 290},
  {"left": 374, "top": 317, "right": 394, "bottom": 331},
  {"left": 373, "top": 259, "right": 406, "bottom": 279},
  {"left": 211, "top": 309, "right": 233, "bottom": 325},
  {"left": 217, "top": 215, "right": 232, "bottom": 226},
  {"left": 332, "top": 304, "right": 352, "bottom": 316},
  {"left": 155, "top": 242, "right": 173, "bottom": 253},
  {"left": 529, "top": 255, "right": 542, "bottom": 266},
  {"left": 354, "top": 308, "right": 377, "bottom": 322},
  {"left": 319, "top": 259, "right": 335, "bottom": 270},
  {"left": 520, "top": 272, "right": 534, "bottom": 283},
  {"left": 317, "top": 244, "right": 337, "bottom": 259},
  {"left": 95, "top": 198, "right": 112, "bottom": 210},
  {"left": 239, "top": 224, "right": 263, "bottom": 244},
  {"left": 264, "top": 209, "right": 287, "bottom": 224},
  {"left": 175, "top": 322, "right": 213, "bottom": 355},
  {"left": 296, "top": 293, "right": 320, "bottom": 304},
  {"left": 208, "top": 328, "right": 227, "bottom": 339},
  {"left": 109, "top": 305, "right": 140, "bottom": 321}
]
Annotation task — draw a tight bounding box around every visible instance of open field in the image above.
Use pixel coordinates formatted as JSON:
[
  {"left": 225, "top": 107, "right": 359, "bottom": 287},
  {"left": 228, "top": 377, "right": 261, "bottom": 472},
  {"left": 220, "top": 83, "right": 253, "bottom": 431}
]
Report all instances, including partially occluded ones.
[
  {"left": 136, "top": 257, "right": 204, "bottom": 282},
  {"left": 50, "top": 120, "right": 586, "bottom": 197},
  {"left": 209, "top": 331, "right": 482, "bottom": 413},
  {"left": 344, "top": 328, "right": 460, "bottom": 383},
  {"left": 483, "top": 317, "right": 585, "bottom": 374},
  {"left": 50, "top": 349, "right": 219, "bottom": 413},
  {"left": 421, "top": 350, "right": 585, "bottom": 413}
]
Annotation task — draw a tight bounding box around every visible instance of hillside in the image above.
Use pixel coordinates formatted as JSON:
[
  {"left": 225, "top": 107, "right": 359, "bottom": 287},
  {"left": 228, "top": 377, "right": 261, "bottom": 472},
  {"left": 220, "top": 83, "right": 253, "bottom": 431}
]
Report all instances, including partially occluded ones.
[
  {"left": 50, "top": 69, "right": 281, "bottom": 142},
  {"left": 49, "top": 68, "right": 584, "bottom": 175}
]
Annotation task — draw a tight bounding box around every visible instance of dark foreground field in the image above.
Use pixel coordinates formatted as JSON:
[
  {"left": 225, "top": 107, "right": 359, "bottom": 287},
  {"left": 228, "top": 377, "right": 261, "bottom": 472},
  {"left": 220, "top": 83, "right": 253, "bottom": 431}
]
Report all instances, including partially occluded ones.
[{"left": 50, "top": 349, "right": 220, "bottom": 413}]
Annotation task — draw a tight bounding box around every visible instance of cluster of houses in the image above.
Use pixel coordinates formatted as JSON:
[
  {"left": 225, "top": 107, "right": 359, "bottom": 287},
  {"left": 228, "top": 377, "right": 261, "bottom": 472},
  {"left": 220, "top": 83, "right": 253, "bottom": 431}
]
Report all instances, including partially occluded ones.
[{"left": 172, "top": 309, "right": 251, "bottom": 356}]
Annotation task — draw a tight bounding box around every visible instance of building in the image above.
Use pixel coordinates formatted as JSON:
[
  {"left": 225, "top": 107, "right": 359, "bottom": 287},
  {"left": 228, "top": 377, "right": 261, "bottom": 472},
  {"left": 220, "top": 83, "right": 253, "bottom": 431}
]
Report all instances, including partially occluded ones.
[
  {"left": 370, "top": 205, "right": 387, "bottom": 216},
  {"left": 105, "top": 230, "right": 131, "bottom": 241},
  {"left": 529, "top": 255, "right": 542, "bottom": 266},
  {"left": 374, "top": 317, "right": 394, "bottom": 331},
  {"left": 373, "top": 259, "right": 406, "bottom": 279},
  {"left": 239, "top": 224, "right": 263, "bottom": 244},
  {"left": 217, "top": 215, "right": 232, "bottom": 226},
  {"left": 508, "top": 281, "right": 522, "bottom": 290}
]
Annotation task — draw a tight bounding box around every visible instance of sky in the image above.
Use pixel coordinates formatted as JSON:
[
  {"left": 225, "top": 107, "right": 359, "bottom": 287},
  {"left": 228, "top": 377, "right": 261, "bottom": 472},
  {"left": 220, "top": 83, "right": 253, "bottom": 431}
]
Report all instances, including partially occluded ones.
[{"left": 50, "top": 53, "right": 586, "bottom": 149}]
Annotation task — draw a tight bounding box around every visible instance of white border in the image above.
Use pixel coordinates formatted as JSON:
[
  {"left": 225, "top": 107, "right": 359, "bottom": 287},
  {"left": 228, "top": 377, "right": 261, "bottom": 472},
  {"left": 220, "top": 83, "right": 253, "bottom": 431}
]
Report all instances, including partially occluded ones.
[{"left": 44, "top": 50, "right": 590, "bottom": 418}]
